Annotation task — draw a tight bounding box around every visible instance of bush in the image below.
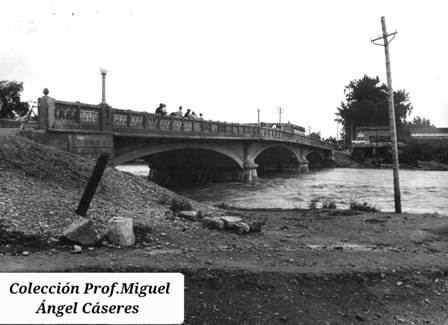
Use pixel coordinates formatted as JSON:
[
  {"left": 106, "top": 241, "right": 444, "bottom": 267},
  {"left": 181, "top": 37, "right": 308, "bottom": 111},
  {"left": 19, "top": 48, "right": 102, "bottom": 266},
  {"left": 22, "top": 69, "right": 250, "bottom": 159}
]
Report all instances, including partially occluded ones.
[
  {"left": 350, "top": 150, "right": 364, "bottom": 162},
  {"left": 349, "top": 200, "right": 380, "bottom": 212},
  {"left": 157, "top": 194, "right": 170, "bottom": 205},
  {"left": 169, "top": 197, "right": 193, "bottom": 212},
  {"left": 309, "top": 199, "right": 319, "bottom": 210},
  {"left": 321, "top": 200, "right": 337, "bottom": 209}
]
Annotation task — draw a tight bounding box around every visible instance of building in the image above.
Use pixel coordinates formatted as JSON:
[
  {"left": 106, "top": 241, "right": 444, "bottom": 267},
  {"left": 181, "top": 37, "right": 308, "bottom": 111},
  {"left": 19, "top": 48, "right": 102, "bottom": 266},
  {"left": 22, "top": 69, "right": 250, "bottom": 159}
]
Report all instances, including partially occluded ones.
[{"left": 248, "top": 122, "right": 306, "bottom": 135}]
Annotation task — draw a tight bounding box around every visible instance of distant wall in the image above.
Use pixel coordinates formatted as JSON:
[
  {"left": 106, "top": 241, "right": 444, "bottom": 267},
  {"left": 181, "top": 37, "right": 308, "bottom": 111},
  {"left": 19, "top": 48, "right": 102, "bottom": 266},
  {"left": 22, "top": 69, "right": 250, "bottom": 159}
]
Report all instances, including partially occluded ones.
[{"left": 0, "top": 119, "right": 21, "bottom": 128}]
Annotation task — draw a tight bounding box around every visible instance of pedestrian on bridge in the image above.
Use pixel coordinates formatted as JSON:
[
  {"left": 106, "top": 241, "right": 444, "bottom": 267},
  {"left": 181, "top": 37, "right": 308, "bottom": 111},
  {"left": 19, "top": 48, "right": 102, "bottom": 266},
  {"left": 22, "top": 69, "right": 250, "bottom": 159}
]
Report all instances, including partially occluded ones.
[
  {"left": 155, "top": 103, "right": 166, "bottom": 115},
  {"left": 175, "top": 106, "right": 183, "bottom": 117}
]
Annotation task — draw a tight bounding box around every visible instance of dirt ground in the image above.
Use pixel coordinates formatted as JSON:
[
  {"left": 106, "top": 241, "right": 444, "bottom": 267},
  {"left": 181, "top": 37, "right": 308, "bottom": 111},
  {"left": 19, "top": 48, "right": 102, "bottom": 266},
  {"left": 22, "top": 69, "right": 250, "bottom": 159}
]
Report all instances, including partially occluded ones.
[
  {"left": 3, "top": 208, "right": 448, "bottom": 325},
  {"left": 2, "top": 132, "right": 448, "bottom": 324}
]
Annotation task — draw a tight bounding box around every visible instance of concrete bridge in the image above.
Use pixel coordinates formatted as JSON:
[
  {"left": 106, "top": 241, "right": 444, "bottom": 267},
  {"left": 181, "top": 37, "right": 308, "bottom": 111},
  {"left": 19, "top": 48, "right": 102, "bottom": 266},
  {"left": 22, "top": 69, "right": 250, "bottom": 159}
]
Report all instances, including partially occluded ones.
[{"left": 27, "top": 93, "right": 334, "bottom": 184}]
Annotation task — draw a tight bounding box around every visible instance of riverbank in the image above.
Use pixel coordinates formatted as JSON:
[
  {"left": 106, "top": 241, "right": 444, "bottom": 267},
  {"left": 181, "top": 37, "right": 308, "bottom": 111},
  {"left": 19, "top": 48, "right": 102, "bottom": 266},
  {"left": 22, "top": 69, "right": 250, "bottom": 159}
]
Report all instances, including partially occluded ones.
[
  {"left": 2, "top": 133, "right": 448, "bottom": 324},
  {"left": 334, "top": 150, "right": 448, "bottom": 171},
  {"left": 3, "top": 207, "right": 448, "bottom": 324}
]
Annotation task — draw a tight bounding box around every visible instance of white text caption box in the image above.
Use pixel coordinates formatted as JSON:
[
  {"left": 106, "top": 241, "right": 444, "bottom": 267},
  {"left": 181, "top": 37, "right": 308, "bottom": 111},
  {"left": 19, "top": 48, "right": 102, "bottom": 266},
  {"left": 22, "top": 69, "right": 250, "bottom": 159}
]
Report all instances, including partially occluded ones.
[{"left": 0, "top": 273, "right": 184, "bottom": 324}]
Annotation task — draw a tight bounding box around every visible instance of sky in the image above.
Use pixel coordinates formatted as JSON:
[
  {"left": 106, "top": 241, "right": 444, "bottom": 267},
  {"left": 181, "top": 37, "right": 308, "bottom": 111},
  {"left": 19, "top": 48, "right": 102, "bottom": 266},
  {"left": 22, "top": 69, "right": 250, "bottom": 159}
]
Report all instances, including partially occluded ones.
[{"left": 1, "top": 0, "right": 447, "bottom": 138}]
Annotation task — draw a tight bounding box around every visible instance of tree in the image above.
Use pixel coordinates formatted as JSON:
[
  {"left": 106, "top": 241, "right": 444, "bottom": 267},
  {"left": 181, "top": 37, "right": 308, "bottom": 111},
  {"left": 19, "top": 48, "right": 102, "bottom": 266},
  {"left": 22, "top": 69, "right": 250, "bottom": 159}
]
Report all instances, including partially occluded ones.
[
  {"left": 405, "top": 116, "right": 435, "bottom": 128},
  {"left": 0, "top": 80, "right": 30, "bottom": 119},
  {"left": 335, "top": 75, "right": 413, "bottom": 144}
]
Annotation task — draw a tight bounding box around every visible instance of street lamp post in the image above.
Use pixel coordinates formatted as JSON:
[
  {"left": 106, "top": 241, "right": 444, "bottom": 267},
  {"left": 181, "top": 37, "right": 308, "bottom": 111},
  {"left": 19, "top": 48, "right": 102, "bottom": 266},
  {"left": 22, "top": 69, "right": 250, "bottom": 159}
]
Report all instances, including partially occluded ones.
[{"left": 100, "top": 68, "right": 108, "bottom": 104}]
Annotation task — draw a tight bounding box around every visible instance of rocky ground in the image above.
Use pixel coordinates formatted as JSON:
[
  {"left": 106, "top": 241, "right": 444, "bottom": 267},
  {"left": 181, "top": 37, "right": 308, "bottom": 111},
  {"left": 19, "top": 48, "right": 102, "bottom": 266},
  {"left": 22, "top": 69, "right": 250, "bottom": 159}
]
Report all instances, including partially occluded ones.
[
  {"left": 0, "top": 132, "right": 220, "bottom": 247},
  {"left": 2, "top": 132, "right": 448, "bottom": 324}
]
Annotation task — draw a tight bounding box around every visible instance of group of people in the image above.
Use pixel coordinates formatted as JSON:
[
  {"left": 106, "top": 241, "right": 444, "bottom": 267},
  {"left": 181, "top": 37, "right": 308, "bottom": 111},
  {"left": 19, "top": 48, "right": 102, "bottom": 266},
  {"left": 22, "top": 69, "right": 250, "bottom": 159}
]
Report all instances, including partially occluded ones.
[{"left": 154, "top": 104, "right": 204, "bottom": 120}]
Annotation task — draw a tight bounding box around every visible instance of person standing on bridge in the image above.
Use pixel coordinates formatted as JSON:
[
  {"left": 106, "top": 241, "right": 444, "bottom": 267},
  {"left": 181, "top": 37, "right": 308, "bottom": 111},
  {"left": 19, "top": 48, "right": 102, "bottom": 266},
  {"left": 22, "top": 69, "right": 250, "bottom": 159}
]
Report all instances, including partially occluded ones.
[
  {"left": 175, "top": 106, "right": 183, "bottom": 117},
  {"left": 184, "top": 109, "right": 191, "bottom": 118},
  {"left": 155, "top": 103, "right": 165, "bottom": 115}
]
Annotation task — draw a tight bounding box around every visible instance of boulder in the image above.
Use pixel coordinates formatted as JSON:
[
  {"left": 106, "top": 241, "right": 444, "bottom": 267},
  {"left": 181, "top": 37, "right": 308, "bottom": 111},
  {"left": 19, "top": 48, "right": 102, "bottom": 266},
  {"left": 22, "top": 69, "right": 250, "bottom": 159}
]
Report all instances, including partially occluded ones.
[
  {"left": 202, "top": 217, "right": 225, "bottom": 230},
  {"left": 62, "top": 218, "right": 100, "bottom": 245},
  {"left": 71, "top": 245, "right": 82, "bottom": 254},
  {"left": 247, "top": 221, "right": 263, "bottom": 233},
  {"left": 220, "top": 216, "right": 243, "bottom": 229},
  {"left": 234, "top": 222, "right": 250, "bottom": 234},
  {"left": 107, "top": 217, "right": 135, "bottom": 246},
  {"left": 178, "top": 210, "right": 199, "bottom": 221}
]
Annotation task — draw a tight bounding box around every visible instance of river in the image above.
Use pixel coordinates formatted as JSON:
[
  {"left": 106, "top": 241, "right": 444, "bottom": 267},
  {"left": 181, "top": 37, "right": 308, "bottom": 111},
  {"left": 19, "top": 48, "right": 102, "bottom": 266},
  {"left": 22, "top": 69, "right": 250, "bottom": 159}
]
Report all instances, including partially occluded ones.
[{"left": 115, "top": 165, "right": 448, "bottom": 215}]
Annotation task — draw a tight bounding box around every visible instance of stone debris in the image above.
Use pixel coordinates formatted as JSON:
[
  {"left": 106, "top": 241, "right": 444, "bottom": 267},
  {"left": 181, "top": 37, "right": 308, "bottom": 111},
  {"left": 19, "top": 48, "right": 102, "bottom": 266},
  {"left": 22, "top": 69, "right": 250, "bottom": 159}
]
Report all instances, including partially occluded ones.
[
  {"left": 220, "top": 216, "right": 243, "bottom": 229},
  {"left": 107, "top": 217, "right": 135, "bottom": 246},
  {"left": 0, "top": 134, "right": 221, "bottom": 248},
  {"left": 202, "top": 217, "right": 225, "bottom": 230},
  {"left": 178, "top": 210, "right": 199, "bottom": 221},
  {"left": 234, "top": 222, "right": 250, "bottom": 234},
  {"left": 62, "top": 217, "right": 100, "bottom": 245},
  {"left": 71, "top": 245, "right": 82, "bottom": 254},
  {"left": 247, "top": 221, "right": 262, "bottom": 233},
  {"left": 201, "top": 216, "right": 260, "bottom": 234}
]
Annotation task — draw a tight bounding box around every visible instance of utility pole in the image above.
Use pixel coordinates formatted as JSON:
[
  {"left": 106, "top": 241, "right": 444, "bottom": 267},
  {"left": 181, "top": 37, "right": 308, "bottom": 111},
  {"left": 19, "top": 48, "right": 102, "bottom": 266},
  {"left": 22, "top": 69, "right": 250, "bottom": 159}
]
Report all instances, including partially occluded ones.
[
  {"left": 372, "top": 16, "right": 402, "bottom": 213},
  {"left": 336, "top": 122, "right": 339, "bottom": 140},
  {"left": 277, "top": 107, "right": 285, "bottom": 125},
  {"left": 350, "top": 122, "right": 354, "bottom": 150}
]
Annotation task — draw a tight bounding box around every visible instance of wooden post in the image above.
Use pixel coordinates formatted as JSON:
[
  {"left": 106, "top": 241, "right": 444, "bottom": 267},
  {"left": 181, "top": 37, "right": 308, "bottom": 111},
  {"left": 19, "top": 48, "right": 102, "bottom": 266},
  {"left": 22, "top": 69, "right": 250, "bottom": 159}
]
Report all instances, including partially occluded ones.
[
  {"left": 381, "top": 16, "right": 402, "bottom": 213},
  {"left": 76, "top": 153, "right": 110, "bottom": 217}
]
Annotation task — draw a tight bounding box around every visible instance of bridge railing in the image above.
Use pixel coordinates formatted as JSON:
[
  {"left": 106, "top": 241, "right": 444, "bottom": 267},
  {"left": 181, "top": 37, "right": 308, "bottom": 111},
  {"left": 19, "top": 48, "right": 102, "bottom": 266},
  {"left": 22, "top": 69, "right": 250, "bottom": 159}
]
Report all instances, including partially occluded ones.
[
  {"left": 53, "top": 100, "right": 101, "bottom": 130},
  {"left": 50, "top": 100, "right": 330, "bottom": 149}
]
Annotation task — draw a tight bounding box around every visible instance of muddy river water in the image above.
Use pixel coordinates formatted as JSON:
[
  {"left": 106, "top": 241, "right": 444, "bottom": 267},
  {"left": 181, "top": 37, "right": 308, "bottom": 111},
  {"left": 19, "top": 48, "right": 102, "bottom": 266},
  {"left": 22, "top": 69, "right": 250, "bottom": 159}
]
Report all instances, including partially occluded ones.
[{"left": 116, "top": 165, "right": 448, "bottom": 215}]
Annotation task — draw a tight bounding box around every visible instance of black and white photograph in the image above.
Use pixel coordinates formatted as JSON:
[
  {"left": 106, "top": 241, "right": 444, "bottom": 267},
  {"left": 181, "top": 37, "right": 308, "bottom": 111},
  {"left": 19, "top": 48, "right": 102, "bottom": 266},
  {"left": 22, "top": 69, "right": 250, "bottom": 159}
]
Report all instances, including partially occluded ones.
[{"left": 1, "top": 0, "right": 448, "bottom": 324}]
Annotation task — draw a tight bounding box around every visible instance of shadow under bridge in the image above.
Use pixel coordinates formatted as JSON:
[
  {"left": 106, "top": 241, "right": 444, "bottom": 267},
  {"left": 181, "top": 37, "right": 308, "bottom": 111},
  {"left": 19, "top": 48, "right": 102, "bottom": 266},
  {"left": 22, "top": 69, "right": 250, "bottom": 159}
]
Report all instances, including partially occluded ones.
[{"left": 144, "top": 148, "right": 247, "bottom": 185}]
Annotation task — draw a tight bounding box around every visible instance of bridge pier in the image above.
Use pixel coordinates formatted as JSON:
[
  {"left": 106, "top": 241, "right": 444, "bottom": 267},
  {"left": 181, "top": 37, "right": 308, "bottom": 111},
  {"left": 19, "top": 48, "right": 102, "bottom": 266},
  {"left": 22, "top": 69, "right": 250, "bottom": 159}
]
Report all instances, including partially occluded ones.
[
  {"left": 239, "top": 162, "right": 259, "bottom": 183},
  {"left": 298, "top": 160, "right": 309, "bottom": 172}
]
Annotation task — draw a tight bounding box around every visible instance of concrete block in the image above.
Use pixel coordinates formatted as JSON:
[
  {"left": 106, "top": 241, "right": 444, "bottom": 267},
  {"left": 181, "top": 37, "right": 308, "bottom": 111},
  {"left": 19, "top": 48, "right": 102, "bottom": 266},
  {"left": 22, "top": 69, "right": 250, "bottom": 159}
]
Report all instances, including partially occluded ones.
[
  {"left": 220, "top": 216, "right": 243, "bottom": 229},
  {"left": 178, "top": 210, "right": 199, "bottom": 221},
  {"left": 107, "top": 217, "right": 135, "bottom": 246},
  {"left": 62, "top": 217, "right": 100, "bottom": 245},
  {"left": 235, "top": 222, "right": 250, "bottom": 234},
  {"left": 202, "top": 217, "right": 225, "bottom": 230}
]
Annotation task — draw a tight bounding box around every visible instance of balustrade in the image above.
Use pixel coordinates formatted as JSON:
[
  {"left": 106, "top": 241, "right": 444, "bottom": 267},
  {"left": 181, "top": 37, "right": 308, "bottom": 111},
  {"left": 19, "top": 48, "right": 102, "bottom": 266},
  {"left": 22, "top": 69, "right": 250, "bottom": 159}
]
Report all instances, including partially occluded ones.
[{"left": 49, "top": 99, "right": 330, "bottom": 149}]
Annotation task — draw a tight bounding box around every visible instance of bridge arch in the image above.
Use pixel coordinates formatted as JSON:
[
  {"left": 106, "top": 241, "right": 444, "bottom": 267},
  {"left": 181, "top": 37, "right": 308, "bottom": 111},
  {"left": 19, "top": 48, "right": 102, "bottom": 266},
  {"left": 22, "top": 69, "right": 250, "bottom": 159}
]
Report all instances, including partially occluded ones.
[
  {"left": 113, "top": 142, "right": 244, "bottom": 169},
  {"left": 249, "top": 143, "right": 303, "bottom": 173},
  {"left": 304, "top": 149, "right": 325, "bottom": 169},
  {"left": 249, "top": 143, "right": 302, "bottom": 163}
]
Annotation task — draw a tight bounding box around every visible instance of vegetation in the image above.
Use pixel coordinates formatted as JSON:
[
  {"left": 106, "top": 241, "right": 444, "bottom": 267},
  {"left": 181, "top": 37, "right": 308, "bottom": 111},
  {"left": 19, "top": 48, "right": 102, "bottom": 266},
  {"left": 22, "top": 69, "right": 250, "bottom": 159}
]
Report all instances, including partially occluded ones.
[
  {"left": 321, "top": 200, "right": 337, "bottom": 209},
  {"left": 0, "top": 80, "right": 29, "bottom": 119},
  {"left": 349, "top": 200, "right": 380, "bottom": 212},
  {"left": 309, "top": 199, "right": 319, "bottom": 210},
  {"left": 400, "top": 142, "right": 448, "bottom": 164},
  {"left": 405, "top": 116, "right": 435, "bottom": 128},
  {"left": 169, "top": 196, "right": 193, "bottom": 212},
  {"left": 335, "top": 75, "right": 413, "bottom": 144}
]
